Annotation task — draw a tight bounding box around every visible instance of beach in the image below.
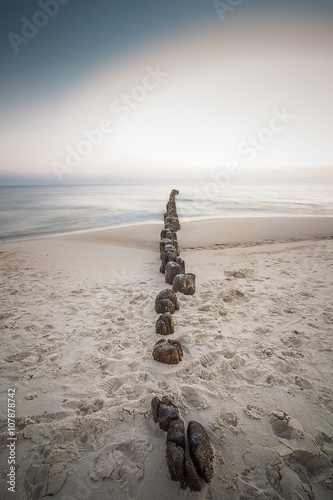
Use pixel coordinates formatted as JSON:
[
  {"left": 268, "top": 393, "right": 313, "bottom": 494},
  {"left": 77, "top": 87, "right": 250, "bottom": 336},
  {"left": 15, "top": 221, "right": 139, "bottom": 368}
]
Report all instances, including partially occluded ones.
[{"left": 0, "top": 216, "right": 332, "bottom": 499}]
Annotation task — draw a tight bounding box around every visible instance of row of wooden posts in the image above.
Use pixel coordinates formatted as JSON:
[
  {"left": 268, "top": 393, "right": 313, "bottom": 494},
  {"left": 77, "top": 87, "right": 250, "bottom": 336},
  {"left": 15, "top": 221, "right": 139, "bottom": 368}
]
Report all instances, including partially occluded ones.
[
  {"left": 152, "top": 189, "right": 196, "bottom": 364},
  {"left": 150, "top": 190, "right": 214, "bottom": 492},
  {"left": 159, "top": 189, "right": 195, "bottom": 293}
]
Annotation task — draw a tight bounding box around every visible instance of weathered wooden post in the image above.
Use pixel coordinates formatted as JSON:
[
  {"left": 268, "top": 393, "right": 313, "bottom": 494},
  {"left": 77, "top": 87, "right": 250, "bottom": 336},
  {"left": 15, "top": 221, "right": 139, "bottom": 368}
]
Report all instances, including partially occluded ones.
[{"left": 172, "top": 273, "right": 196, "bottom": 295}]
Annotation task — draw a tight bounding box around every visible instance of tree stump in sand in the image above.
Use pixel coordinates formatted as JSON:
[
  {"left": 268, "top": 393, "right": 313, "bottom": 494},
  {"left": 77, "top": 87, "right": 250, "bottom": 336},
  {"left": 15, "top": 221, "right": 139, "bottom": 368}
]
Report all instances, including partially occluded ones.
[
  {"left": 168, "top": 230, "right": 177, "bottom": 242},
  {"left": 164, "top": 416, "right": 202, "bottom": 492},
  {"left": 166, "top": 419, "right": 186, "bottom": 488},
  {"left": 155, "top": 289, "right": 180, "bottom": 314},
  {"left": 151, "top": 395, "right": 180, "bottom": 431},
  {"left": 175, "top": 257, "right": 185, "bottom": 274},
  {"left": 168, "top": 233, "right": 178, "bottom": 245},
  {"left": 164, "top": 210, "right": 178, "bottom": 223},
  {"left": 173, "top": 241, "right": 180, "bottom": 256},
  {"left": 167, "top": 418, "right": 185, "bottom": 449},
  {"left": 165, "top": 261, "right": 182, "bottom": 285},
  {"left": 185, "top": 456, "right": 202, "bottom": 492},
  {"left": 155, "top": 312, "right": 174, "bottom": 336},
  {"left": 160, "top": 251, "right": 177, "bottom": 274},
  {"left": 172, "top": 273, "right": 195, "bottom": 295},
  {"left": 153, "top": 338, "right": 183, "bottom": 365},
  {"left": 160, "top": 238, "right": 172, "bottom": 256},
  {"left": 164, "top": 223, "right": 177, "bottom": 233},
  {"left": 166, "top": 216, "right": 181, "bottom": 230},
  {"left": 166, "top": 201, "right": 177, "bottom": 212},
  {"left": 187, "top": 421, "right": 213, "bottom": 483},
  {"left": 166, "top": 442, "right": 186, "bottom": 487},
  {"left": 161, "top": 229, "right": 177, "bottom": 241},
  {"left": 164, "top": 244, "right": 177, "bottom": 256}
]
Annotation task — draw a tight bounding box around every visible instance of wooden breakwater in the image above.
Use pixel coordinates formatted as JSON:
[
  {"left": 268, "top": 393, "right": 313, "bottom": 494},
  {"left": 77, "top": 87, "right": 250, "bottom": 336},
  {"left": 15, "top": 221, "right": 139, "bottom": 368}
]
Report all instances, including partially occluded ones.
[
  {"left": 153, "top": 189, "right": 196, "bottom": 365},
  {"left": 151, "top": 189, "right": 214, "bottom": 492}
]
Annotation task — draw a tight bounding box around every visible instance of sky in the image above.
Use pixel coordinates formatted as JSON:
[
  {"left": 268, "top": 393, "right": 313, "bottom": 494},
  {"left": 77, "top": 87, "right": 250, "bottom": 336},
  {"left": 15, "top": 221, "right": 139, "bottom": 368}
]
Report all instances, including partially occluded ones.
[{"left": 1, "top": 0, "right": 333, "bottom": 185}]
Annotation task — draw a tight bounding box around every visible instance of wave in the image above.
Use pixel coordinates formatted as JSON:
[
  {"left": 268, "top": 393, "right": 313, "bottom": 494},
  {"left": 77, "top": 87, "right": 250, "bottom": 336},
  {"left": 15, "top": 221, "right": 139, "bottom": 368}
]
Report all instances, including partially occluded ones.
[{"left": 1, "top": 183, "right": 332, "bottom": 241}]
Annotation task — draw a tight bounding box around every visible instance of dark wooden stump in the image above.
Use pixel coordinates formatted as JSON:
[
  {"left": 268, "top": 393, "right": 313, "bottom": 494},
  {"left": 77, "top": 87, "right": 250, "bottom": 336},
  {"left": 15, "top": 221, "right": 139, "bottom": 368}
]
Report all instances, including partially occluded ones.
[
  {"left": 160, "top": 238, "right": 172, "bottom": 257},
  {"left": 155, "top": 312, "right": 174, "bottom": 335},
  {"left": 166, "top": 419, "right": 186, "bottom": 488},
  {"left": 153, "top": 338, "right": 183, "bottom": 364},
  {"left": 161, "top": 228, "right": 177, "bottom": 241},
  {"left": 185, "top": 456, "right": 202, "bottom": 492},
  {"left": 155, "top": 289, "right": 180, "bottom": 314},
  {"left": 160, "top": 251, "right": 177, "bottom": 273},
  {"left": 166, "top": 442, "right": 186, "bottom": 487},
  {"left": 175, "top": 257, "right": 185, "bottom": 274},
  {"left": 160, "top": 228, "right": 169, "bottom": 240},
  {"left": 168, "top": 233, "right": 177, "bottom": 244},
  {"left": 165, "top": 261, "right": 182, "bottom": 285},
  {"left": 173, "top": 241, "right": 180, "bottom": 256},
  {"left": 166, "top": 216, "right": 181, "bottom": 230},
  {"left": 187, "top": 421, "right": 213, "bottom": 483},
  {"left": 164, "top": 222, "right": 177, "bottom": 233},
  {"left": 172, "top": 273, "right": 195, "bottom": 295},
  {"left": 151, "top": 395, "right": 180, "bottom": 431},
  {"left": 164, "top": 244, "right": 177, "bottom": 255},
  {"left": 167, "top": 418, "right": 185, "bottom": 449}
]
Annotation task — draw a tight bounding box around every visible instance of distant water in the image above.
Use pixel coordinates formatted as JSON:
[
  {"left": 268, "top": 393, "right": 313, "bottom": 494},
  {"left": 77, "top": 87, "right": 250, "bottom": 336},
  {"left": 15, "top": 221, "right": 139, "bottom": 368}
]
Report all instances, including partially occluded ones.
[{"left": 0, "top": 183, "right": 332, "bottom": 241}]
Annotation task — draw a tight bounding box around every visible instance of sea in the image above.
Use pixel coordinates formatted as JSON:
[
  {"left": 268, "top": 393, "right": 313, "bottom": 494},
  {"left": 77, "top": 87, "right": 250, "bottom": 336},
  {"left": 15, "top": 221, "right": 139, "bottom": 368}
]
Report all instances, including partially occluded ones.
[{"left": 0, "top": 183, "right": 332, "bottom": 242}]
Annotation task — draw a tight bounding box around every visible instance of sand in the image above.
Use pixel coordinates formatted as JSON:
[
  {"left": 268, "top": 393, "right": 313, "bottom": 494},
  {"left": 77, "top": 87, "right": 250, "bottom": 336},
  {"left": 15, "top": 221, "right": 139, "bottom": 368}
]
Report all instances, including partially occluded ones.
[{"left": 0, "top": 216, "right": 332, "bottom": 499}]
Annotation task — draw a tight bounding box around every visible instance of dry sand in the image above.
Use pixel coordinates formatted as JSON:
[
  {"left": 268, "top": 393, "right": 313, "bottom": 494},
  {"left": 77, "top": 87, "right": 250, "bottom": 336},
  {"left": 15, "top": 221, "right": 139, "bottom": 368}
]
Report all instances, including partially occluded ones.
[{"left": 0, "top": 216, "right": 332, "bottom": 499}]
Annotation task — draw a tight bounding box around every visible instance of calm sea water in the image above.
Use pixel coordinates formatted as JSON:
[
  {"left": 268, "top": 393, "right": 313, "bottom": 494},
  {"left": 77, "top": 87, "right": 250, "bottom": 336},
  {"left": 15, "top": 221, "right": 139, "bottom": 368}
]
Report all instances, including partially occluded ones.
[{"left": 0, "top": 183, "right": 332, "bottom": 241}]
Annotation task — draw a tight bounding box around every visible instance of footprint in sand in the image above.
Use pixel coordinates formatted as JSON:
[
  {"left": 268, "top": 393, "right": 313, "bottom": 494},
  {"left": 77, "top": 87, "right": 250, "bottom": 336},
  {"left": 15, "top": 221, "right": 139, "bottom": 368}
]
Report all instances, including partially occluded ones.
[
  {"left": 295, "top": 375, "right": 312, "bottom": 389},
  {"left": 225, "top": 270, "right": 249, "bottom": 279},
  {"left": 221, "top": 289, "right": 245, "bottom": 303},
  {"left": 20, "top": 461, "right": 67, "bottom": 499},
  {"left": 101, "top": 377, "right": 125, "bottom": 395},
  {"left": 180, "top": 384, "right": 213, "bottom": 410},
  {"left": 267, "top": 447, "right": 332, "bottom": 499},
  {"left": 282, "top": 331, "right": 304, "bottom": 347},
  {"left": 5, "top": 351, "right": 34, "bottom": 363},
  {"left": 199, "top": 350, "right": 225, "bottom": 368},
  {"left": 281, "top": 350, "right": 304, "bottom": 358},
  {"left": 266, "top": 460, "right": 314, "bottom": 499},
  {"left": 270, "top": 410, "right": 304, "bottom": 440},
  {"left": 19, "top": 436, "right": 94, "bottom": 500},
  {"left": 198, "top": 302, "right": 212, "bottom": 312},
  {"left": 218, "top": 410, "right": 243, "bottom": 434},
  {"left": 78, "top": 398, "right": 104, "bottom": 415},
  {"left": 89, "top": 438, "right": 150, "bottom": 496},
  {"left": 314, "top": 430, "right": 333, "bottom": 449},
  {"left": 244, "top": 404, "right": 264, "bottom": 420},
  {"left": 323, "top": 310, "right": 333, "bottom": 324}
]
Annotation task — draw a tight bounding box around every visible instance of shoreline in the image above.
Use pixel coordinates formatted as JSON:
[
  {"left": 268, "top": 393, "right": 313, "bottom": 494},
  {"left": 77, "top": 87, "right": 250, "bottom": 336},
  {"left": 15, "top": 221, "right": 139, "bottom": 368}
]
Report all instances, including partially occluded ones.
[{"left": 1, "top": 214, "right": 332, "bottom": 248}]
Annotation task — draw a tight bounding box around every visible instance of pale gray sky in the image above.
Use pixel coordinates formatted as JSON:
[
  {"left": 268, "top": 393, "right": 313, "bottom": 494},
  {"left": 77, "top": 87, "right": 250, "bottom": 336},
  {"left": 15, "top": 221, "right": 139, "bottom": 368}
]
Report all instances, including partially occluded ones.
[{"left": 1, "top": 1, "right": 332, "bottom": 184}]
